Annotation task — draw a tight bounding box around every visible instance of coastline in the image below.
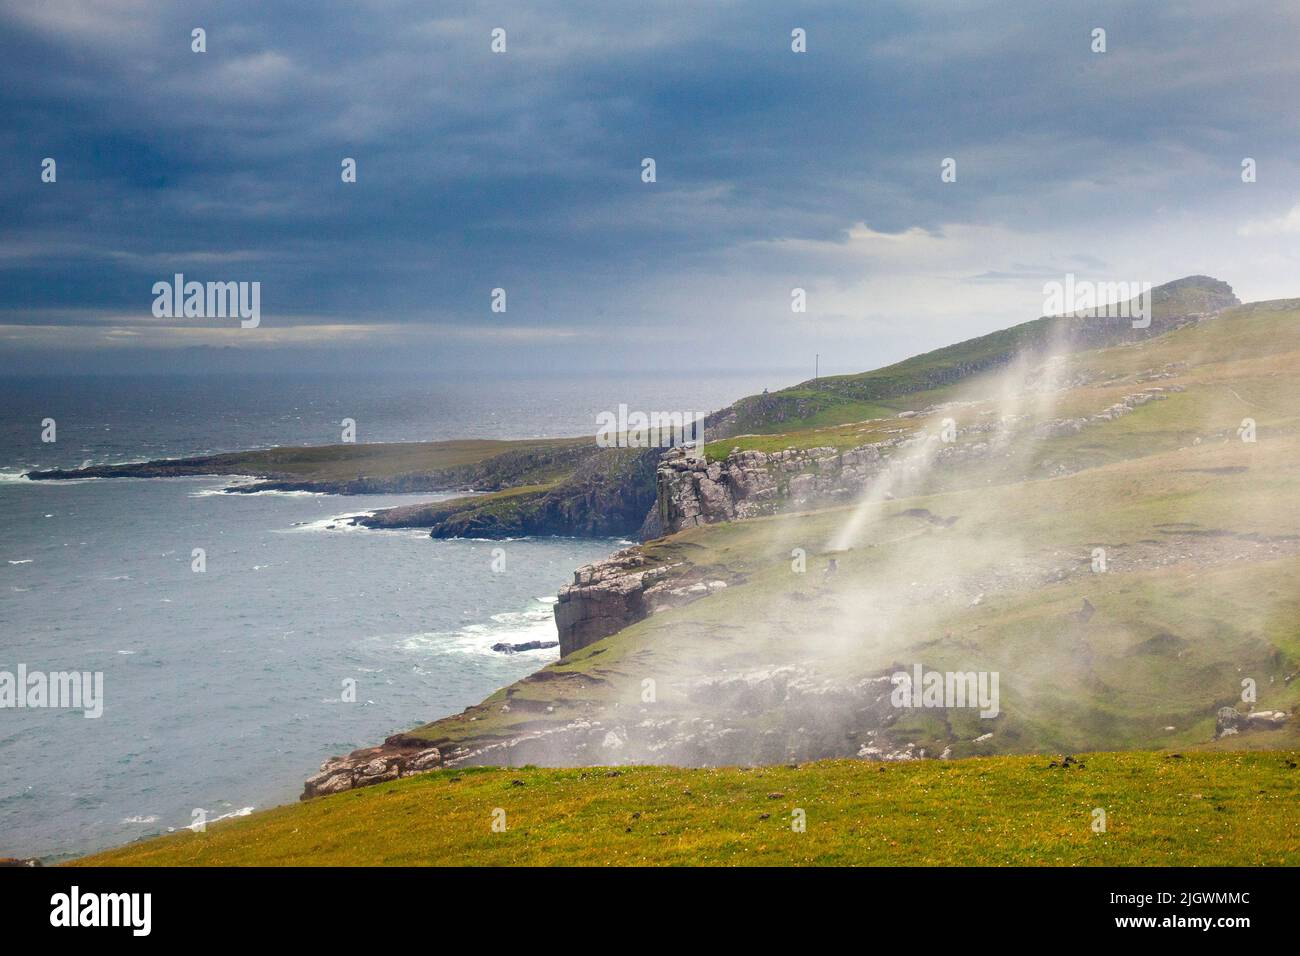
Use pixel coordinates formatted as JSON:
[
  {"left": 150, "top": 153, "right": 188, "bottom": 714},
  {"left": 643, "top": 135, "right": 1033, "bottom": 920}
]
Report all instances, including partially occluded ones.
[
  {"left": 26, "top": 435, "right": 662, "bottom": 540},
  {"left": 1, "top": 468, "right": 623, "bottom": 862}
]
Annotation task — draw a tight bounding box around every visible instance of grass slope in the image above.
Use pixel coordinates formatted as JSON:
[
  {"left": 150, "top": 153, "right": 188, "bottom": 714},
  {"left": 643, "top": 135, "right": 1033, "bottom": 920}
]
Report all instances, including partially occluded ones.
[
  {"left": 75, "top": 752, "right": 1299, "bottom": 866},
  {"left": 723, "top": 276, "right": 1239, "bottom": 437},
  {"left": 405, "top": 301, "right": 1300, "bottom": 758}
]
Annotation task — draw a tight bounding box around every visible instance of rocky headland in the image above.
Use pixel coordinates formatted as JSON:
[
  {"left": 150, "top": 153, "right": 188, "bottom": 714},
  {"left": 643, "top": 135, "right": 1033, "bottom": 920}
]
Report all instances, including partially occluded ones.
[{"left": 27, "top": 276, "right": 1296, "bottom": 805}]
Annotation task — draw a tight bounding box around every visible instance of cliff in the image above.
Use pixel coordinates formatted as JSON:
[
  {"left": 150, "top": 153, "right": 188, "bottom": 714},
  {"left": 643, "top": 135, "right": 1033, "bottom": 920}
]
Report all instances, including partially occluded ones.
[
  {"left": 553, "top": 546, "right": 734, "bottom": 655},
  {"left": 299, "top": 288, "right": 1300, "bottom": 805},
  {"left": 360, "top": 446, "right": 660, "bottom": 539}
]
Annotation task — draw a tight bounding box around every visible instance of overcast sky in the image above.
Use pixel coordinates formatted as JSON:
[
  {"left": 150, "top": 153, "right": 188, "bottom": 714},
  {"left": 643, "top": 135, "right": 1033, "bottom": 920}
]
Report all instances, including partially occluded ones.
[{"left": 2, "top": 0, "right": 1299, "bottom": 376}]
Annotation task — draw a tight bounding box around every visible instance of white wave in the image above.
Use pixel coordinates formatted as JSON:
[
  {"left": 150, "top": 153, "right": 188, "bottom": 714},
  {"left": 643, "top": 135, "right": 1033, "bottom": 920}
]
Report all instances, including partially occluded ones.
[
  {"left": 170, "top": 805, "right": 255, "bottom": 833},
  {"left": 188, "top": 475, "right": 325, "bottom": 498},
  {"left": 122, "top": 815, "right": 158, "bottom": 824},
  {"left": 188, "top": 487, "right": 234, "bottom": 498},
  {"left": 234, "top": 489, "right": 326, "bottom": 498},
  {"left": 284, "top": 512, "right": 374, "bottom": 533},
  {"left": 398, "top": 597, "right": 561, "bottom": 656},
  {"left": 28, "top": 476, "right": 107, "bottom": 485},
  {"left": 0, "top": 470, "right": 31, "bottom": 482},
  {"left": 280, "top": 511, "right": 428, "bottom": 537},
  {"left": 8, "top": 559, "right": 33, "bottom": 565},
  {"left": 207, "top": 806, "right": 254, "bottom": 824},
  {"left": 189, "top": 486, "right": 326, "bottom": 499}
]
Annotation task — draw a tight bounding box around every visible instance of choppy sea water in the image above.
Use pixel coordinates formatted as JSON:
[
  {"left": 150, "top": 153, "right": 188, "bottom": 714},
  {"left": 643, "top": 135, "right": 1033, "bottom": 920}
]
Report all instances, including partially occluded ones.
[{"left": 0, "top": 370, "right": 787, "bottom": 860}]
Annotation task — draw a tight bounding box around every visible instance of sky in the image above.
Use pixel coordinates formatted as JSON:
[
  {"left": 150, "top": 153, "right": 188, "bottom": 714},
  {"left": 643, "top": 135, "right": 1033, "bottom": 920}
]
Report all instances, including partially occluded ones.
[{"left": 2, "top": 0, "right": 1299, "bottom": 377}]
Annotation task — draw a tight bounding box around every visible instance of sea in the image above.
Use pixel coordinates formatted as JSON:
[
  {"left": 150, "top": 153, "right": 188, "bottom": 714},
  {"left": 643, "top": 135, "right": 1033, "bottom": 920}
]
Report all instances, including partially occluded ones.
[{"left": 0, "top": 369, "right": 787, "bottom": 860}]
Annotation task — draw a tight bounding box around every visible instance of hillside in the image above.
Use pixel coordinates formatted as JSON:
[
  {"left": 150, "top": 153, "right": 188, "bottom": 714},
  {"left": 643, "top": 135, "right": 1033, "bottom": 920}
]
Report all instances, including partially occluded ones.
[
  {"left": 28, "top": 276, "right": 1240, "bottom": 543},
  {"left": 75, "top": 752, "right": 1299, "bottom": 866},
  {"left": 717, "top": 275, "right": 1238, "bottom": 436},
  {"left": 39, "top": 279, "right": 1300, "bottom": 865},
  {"left": 294, "top": 291, "right": 1300, "bottom": 796}
]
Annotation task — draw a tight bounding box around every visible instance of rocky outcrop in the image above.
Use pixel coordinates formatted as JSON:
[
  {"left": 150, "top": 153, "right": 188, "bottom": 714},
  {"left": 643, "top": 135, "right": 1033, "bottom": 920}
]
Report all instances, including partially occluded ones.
[
  {"left": 1032, "top": 385, "right": 1181, "bottom": 438},
  {"left": 301, "top": 739, "right": 444, "bottom": 799},
  {"left": 1214, "top": 707, "right": 1290, "bottom": 739},
  {"left": 361, "top": 446, "right": 661, "bottom": 539},
  {"left": 653, "top": 421, "right": 1001, "bottom": 535},
  {"left": 554, "top": 549, "right": 667, "bottom": 655},
  {"left": 654, "top": 381, "right": 1200, "bottom": 536},
  {"left": 392, "top": 662, "right": 982, "bottom": 771},
  {"left": 553, "top": 547, "right": 731, "bottom": 656},
  {"left": 28, "top": 440, "right": 662, "bottom": 541},
  {"left": 492, "top": 640, "right": 559, "bottom": 654}
]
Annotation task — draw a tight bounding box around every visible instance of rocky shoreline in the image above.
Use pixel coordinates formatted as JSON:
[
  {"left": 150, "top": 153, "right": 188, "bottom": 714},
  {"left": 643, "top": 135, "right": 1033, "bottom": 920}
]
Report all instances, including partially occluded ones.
[
  {"left": 29, "top": 276, "right": 1289, "bottom": 807},
  {"left": 300, "top": 663, "right": 1293, "bottom": 801}
]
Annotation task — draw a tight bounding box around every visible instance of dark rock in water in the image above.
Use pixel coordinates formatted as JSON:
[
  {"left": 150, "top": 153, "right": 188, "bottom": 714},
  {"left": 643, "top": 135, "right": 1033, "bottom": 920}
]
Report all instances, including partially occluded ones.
[
  {"left": 0, "top": 857, "right": 41, "bottom": 867},
  {"left": 491, "top": 640, "right": 559, "bottom": 654}
]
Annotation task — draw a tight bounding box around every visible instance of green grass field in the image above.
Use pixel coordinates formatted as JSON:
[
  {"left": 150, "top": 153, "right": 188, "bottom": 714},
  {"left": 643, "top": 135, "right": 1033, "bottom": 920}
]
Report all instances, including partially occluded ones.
[{"left": 74, "top": 752, "right": 1299, "bottom": 866}]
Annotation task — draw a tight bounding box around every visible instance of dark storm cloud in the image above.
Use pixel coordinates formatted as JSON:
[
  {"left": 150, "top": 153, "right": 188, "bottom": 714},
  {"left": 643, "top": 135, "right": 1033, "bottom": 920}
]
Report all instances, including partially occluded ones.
[{"left": 1, "top": 0, "right": 1298, "bottom": 369}]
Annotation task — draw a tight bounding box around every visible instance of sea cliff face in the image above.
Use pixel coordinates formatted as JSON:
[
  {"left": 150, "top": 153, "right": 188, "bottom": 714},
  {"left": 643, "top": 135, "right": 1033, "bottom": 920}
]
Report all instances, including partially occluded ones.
[
  {"left": 654, "top": 428, "right": 992, "bottom": 534},
  {"left": 360, "top": 446, "right": 660, "bottom": 539},
  {"left": 553, "top": 547, "right": 732, "bottom": 656},
  {"left": 551, "top": 384, "right": 1182, "bottom": 652},
  {"left": 299, "top": 286, "right": 1300, "bottom": 804}
]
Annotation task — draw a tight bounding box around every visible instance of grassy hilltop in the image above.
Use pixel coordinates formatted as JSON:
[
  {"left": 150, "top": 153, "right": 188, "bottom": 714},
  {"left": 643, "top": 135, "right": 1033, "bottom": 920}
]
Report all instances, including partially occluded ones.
[{"left": 719, "top": 274, "right": 1236, "bottom": 436}]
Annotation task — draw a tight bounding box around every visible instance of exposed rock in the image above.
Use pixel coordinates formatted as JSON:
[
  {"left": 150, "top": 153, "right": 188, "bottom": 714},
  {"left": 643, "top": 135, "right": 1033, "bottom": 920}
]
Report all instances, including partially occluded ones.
[
  {"left": 1034, "top": 388, "right": 1171, "bottom": 443},
  {"left": 1215, "top": 706, "right": 1290, "bottom": 738},
  {"left": 553, "top": 546, "right": 736, "bottom": 655},
  {"left": 364, "top": 446, "right": 661, "bottom": 539},
  {"left": 300, "top": 742, "right": 443, "bottom": 799},
  {"left": 491, "top": 640, "right": 559, "bottom": 654},
  {"left": 653, "top": 433, "right": 991, "bottom": 535},
  {"left": 554, "top": 548, "right": 665, "bottom": 655}
]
